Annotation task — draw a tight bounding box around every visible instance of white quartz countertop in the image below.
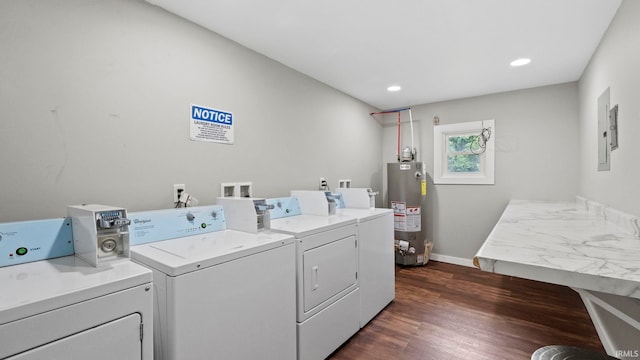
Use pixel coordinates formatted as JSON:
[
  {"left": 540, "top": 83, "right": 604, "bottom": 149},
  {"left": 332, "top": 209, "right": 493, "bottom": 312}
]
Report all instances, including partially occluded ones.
[{"left": 474, "top": 200, "right": 640, "bottom": 299}]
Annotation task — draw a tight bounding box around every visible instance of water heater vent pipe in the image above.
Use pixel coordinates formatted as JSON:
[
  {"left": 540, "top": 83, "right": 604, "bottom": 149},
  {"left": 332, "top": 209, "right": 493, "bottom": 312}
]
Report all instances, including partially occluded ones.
[
  {"left": 370, "top": 107, "right": 414, "bottom": 161},
  {"left": 408, "top": 108, "right": 415, "bottom": 159},
  {"left": 397, "top": 111, "right": 401, "bottom": 158}
]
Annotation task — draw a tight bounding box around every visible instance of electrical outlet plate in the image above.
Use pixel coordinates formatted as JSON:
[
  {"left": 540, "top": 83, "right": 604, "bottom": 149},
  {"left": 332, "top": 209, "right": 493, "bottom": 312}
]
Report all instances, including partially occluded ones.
[
  {"left": 173, "top": 184, "right": 185, "bottom": 202},
  {"left": 319, "top": 177, "right": 328, "bottom": 190},
  {"left": 338, "top": 179, "right": 351, "bottom": 188},
  {"left": 220, "top": 182, "right": 252, "bottom": 198}
]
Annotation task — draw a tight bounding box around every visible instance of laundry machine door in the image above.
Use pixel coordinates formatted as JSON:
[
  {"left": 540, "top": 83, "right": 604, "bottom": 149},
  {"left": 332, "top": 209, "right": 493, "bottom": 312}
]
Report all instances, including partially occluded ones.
[
  {"left": 303, "top": 234, "right": 357, "bottom": 312},
  {"left": 8, "top": 313, "right": 142, "bottom": 360}
]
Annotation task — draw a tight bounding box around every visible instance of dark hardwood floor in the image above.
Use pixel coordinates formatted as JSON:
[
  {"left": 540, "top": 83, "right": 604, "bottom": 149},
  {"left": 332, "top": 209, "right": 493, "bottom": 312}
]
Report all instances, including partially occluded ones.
[{"left": 329, "top": 261, "right": 604, "bottom": 360}]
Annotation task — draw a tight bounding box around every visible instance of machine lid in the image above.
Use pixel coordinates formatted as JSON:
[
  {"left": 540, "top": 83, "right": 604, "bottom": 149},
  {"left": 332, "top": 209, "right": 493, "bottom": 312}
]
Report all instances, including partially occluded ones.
[
  {"left": 0, "top": 256, "right": 151, "bottom": 325},
  {"left": 130, "top": 229, "right": 294, "bottom": 276},
  {"left": 335, "top": 208, "right": 392, "bottom": 222},
  {"left": 269, "top": 213, "right": 357, "bottom": 238}
]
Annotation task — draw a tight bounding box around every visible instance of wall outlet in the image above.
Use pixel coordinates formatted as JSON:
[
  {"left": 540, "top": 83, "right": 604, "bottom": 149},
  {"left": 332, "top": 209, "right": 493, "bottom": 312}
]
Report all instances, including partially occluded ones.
[
  {"left": 338, "top": 179, "right": 351, "bottom": 188},
  {"left": 319, "top": 177, "right": 329, "bottom": 190},
  {"left": 173, "top": 184, "right": 185, "bottom": 203},
  {"left": 220, "top": 182, "right": 252, "bottom": 198}
]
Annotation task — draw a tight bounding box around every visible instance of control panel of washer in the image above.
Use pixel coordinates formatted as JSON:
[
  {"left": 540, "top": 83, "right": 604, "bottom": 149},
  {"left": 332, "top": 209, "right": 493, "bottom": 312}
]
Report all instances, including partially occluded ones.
[
  {"left": 266, "top": 197, "right": 302, "bottom": 219},
  {"left": 0, "top": 218, "right": 74, "bottom": 267},
  {"left": 129, "top": 205, "right": 226, "bottom": 246}
]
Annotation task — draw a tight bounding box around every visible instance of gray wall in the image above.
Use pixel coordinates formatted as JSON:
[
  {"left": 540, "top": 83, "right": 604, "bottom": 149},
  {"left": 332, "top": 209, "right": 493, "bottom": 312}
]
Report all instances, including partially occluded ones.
[
  {"left": 377, "top": 0, "right": 640, "bottom": 263},
  {"left": 383, "top": 83, "right": 580, "bottom": 261},
  {"left": 578, "top": 0, "right": 640, "bottom": 216},
  {"left": 0, "top": 0, "right": 382, "bottom": 222},
  {"left": 3, "top": 0, "right": 634, "bottom": 263}
]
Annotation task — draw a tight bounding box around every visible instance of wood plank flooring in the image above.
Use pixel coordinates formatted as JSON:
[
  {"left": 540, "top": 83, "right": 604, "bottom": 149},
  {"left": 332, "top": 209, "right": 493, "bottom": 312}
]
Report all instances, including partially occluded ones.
[{"left": 329, "top": 261, "right": 604, "bottom": 360}]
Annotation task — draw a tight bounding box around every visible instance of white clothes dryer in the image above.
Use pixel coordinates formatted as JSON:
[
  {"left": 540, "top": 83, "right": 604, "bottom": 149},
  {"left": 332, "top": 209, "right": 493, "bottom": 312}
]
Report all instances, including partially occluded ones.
[
  {"left": 268, "top": 195, "right": 360, "bottom": 360},
  {"left": 0, "top": 218, "right": 153, "bottom": 360},
  {"left": 128, "top": 206, "right": 296, "bottom": 360},
  {"left": 336, "top": 207, "right": 394, "bottom": 326},
  {"left": 336, "top": 188, "right": 395, "bottom": 327}
]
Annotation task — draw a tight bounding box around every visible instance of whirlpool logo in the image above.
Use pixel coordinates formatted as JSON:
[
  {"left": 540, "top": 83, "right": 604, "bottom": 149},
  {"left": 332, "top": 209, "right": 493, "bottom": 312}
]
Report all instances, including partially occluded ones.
[{"left": 133, "top": 219, "right": 152, "bottom": 224}]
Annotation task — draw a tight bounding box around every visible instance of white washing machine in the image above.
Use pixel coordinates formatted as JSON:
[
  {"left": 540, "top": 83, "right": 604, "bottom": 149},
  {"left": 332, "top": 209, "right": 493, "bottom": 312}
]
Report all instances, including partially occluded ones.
[
  {"left": 0, "top": 218, "right": 153, "bottom": 360},
  {"left": 268, "top": 193, "right": 360, "bottom": 360},
  {"left": 336, "top": 188, "right": 395, "bottom": 327},
  {"left": 128, "top": 205, "right": 296, "bottom": 360}
]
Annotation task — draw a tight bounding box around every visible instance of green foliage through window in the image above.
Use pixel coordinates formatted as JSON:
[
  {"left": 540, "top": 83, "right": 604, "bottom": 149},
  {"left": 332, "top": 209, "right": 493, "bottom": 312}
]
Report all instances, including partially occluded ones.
[
  {"left": 448, "top": 135, "right": 479, "bottom": 152},
  {"left": 448, "top": 154, "right": 480, "bottom": 172},
  {"left": 447, "top": 134, "right": 480, "bottom": 173}
]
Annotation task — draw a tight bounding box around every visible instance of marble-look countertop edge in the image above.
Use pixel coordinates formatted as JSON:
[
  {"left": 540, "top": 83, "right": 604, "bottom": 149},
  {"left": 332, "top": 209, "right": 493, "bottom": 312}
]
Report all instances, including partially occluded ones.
[
  {"left": 478, "top": 257, "right": 640, "bottom": 299},
  {"left": 475, "top": 199, "right": 640, "bottom": 299}
]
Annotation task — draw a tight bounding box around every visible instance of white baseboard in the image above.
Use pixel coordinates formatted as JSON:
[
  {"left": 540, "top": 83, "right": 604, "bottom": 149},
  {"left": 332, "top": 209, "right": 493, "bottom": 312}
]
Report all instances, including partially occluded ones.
[{"left": 430, "top": 253, "right": 475, "bottom": 268}]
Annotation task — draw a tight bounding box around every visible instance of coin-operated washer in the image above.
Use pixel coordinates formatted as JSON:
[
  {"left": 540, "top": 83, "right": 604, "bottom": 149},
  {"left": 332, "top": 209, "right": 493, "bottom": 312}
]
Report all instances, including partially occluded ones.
[
  {"left": 267, "top": 191, "right": 359, "bottom": 360},
  {"left": 0, "top": 205, "right": 153, "bottom": 360},
  {"left": 128, "top": 205, "right": 296, "bottom": 360},
  {"left": 334, "top": 188, "right": 395, "bottom": 327}
]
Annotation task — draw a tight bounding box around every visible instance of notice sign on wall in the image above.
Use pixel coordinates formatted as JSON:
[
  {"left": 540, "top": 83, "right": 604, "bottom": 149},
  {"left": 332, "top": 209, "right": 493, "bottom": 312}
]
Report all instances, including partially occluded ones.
[{"left": 190, "top": 104, "right": 234, "bottom": 144}]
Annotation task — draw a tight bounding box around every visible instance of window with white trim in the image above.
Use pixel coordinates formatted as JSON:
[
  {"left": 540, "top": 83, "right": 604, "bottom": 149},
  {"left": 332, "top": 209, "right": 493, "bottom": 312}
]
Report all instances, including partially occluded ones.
[{"left": 433, "top": 119, "right": 495, "bottom": 184}]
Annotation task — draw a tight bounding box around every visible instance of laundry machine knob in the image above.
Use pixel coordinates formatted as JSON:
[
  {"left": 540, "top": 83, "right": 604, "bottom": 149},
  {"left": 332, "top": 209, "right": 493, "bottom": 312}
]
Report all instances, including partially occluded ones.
[{"left": 186, "top": 212, "right": 195, "bottom": 221}]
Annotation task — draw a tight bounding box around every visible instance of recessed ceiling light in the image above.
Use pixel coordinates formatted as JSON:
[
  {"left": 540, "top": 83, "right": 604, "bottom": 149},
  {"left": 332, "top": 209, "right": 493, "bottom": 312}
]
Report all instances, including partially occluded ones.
[
  {"left": 387, "top": 85, "right": 402, "bottom": 92},
  {"left": 510, "top": 58, "right": 531, "bottom": 67}
]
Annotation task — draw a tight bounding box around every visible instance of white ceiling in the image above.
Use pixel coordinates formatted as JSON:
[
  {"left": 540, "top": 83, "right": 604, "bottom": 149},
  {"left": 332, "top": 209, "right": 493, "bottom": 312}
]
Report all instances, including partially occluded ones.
[{"left": 146, "top": 0, "right": 621, "bottom": 110}]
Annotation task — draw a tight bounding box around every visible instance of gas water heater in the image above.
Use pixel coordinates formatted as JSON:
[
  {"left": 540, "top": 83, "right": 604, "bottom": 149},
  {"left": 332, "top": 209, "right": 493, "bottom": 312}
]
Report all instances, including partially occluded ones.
[{"left": 387, "top": 161, "right": 431, "bottom": 266}]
